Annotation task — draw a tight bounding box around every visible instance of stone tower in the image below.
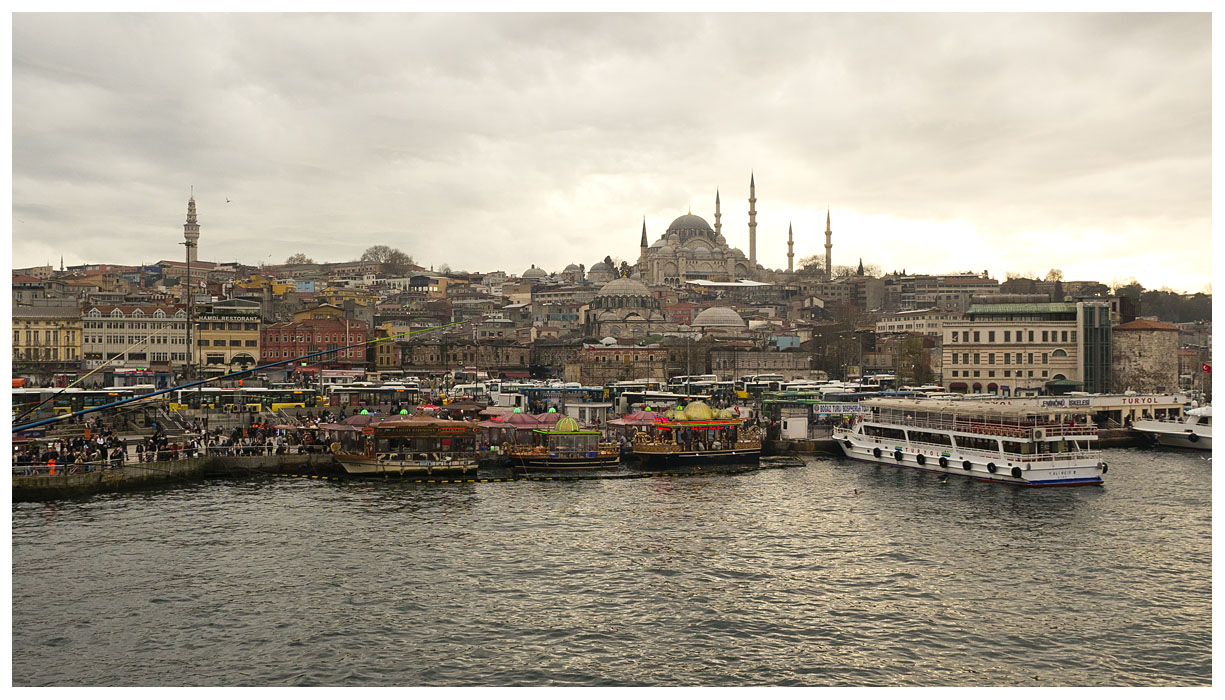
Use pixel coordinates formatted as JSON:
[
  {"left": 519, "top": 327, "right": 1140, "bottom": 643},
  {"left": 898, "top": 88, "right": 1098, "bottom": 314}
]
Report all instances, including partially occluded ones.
[
  {"left": 787, "top": 222, "right": 794, "bottom": 273},
  {"left": 184, "top": 191, "right": 200, "bottom": 264},
  {"left": 640, "top": 217, "right": 648, "bottom": 258},
  {"left": 714, "top": 189, "right": 722, "bottom": 238},
  {"left": 748, "top": 173, "right": 757, "bottom": 269},
  {"left": 824, "top": 210, "right": 833, "bottom": 282}
]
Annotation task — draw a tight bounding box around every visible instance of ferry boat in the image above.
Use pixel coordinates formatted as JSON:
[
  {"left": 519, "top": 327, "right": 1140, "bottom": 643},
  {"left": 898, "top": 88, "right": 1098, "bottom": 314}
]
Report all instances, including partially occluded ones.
[
  {"left": 330, "top": 414, "right": 479, "bottom": 477},
  {"left": 833, "top": 397, "right": 1107, "bottom": 487},
  {"left": 631, "top": 401, "right": 762, "bottom": 468},
  {"left": 1131, "top": 406, "right": 1211, "bottom": 451},
  {"left": 504, "top": 415, "right": 620, "bottom": 470}
]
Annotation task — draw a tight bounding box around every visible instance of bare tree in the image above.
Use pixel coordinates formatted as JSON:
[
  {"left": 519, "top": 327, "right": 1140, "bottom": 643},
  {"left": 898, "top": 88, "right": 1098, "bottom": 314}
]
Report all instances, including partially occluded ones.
[
  {"left": 1044, "top": 269, "right": 1064, "bottom": 282},
  {"left": 285, "top": 253, "right": 315, "bottom": 264},
  {"left": 361, "top": 245, "right": 414, "bottom": 275}
]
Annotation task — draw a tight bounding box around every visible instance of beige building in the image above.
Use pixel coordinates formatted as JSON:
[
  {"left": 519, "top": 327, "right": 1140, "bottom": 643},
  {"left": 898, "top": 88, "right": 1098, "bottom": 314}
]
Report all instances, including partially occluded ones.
[
  {"left": 708, "top": 348, "right": 812, "bottom": 381},
  {"left": 941, "top": 301, "right": 1112, "bottom": 396},
  {"left": 13, "top": 305, "right": 82, "bottom": 376},
  {"left": 195, "top": 299, "right": 262, "bottom": 374},
  {"left": 875, "top": 309, "right": 964, "bottom": 337},
  {"left": 81, "top": 304, "right": 189, "bottom": 372},
  {"left": 564, "top": 343, "right": 669, "bottom": 386},
  {"left": 1111, "top": 319, "right": 1180, "bottom": 393}
]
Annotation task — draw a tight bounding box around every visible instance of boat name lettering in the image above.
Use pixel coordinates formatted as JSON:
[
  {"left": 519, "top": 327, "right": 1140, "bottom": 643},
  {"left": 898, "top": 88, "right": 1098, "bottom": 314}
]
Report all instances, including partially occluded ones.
[{"left": 1047, "top": 470, "right": 1078, "bottom": 477}]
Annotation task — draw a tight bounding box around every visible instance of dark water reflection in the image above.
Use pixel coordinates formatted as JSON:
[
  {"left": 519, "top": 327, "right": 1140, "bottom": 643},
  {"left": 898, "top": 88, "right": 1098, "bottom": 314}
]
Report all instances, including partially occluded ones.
[{"left": 12, "top": 449, "right": 1211, "bottom": 686}]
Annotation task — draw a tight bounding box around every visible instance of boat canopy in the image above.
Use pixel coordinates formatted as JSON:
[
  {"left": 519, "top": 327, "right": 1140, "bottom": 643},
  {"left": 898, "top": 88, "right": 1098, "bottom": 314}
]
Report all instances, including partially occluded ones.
[{"left": 862, "top": 397, "right": 1091, "bottom": 419}]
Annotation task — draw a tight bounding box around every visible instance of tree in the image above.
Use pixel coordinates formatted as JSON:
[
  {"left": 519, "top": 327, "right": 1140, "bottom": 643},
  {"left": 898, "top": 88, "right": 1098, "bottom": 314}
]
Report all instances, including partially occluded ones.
[
  {"left": 1044, "top": 269, "right": 1063, "bottom": 282},
  {"left": 897, "top": 334, "right": 934, "bottom": 385},
  {"left": 285, "top": 253, "right": 315, "bottom": 265},
  {"left": 437, "top": 263, "right": 452, "bottom": 274},
  {"left": 361, "top": 246, "right": 414, "bottom": 275},
  {"left": 797, "top": 255, "right": 825, "bottom": 275}
]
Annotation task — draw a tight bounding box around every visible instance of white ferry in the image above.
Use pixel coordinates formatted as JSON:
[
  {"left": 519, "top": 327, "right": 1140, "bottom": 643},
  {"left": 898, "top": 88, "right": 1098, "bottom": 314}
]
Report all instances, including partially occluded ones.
[
  {"left": 1131, "top": 406, "right": 1211, "bottom": 451},
  {"left": 833, "top": 398, "right": 1107, "bottom": 487}
]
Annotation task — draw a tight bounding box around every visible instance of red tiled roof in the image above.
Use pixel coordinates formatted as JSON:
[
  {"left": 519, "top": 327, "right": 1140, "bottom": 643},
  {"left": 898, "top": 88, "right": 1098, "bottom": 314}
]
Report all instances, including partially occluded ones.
[
  {"left": 1114, "top": 319, "right": 1179, "bottom": 331},
  {"left": 12, "top": 275, "right": 41, "bottom": 284}
]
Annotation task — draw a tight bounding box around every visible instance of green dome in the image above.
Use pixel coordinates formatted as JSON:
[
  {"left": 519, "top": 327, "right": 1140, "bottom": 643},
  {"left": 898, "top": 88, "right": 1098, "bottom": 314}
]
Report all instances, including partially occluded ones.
[
  {"left": 683, "top": 401, "right": 714, "bottom": 420},
  {"left": 554, "top": 415, "right": 581, "bottom": 432},
  {"left": 716, "top": 408, "right": 734, "bottom": 419}
]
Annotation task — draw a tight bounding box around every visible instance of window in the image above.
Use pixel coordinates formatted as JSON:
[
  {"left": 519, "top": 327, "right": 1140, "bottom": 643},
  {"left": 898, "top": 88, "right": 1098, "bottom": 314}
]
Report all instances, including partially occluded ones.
[
  {"left": 1042, "top": 353, "right": 1048, "bottom": 364},
  {"left": 973, "top": 331, "right": 980, "bottom": 342},
  {"left": 962, "top": 353, "right": 969, "bottom": 364},
  {"left": 1015, "top": 352, "right": 1022, "bottom": 364},
  {"left": 1004, "top": 370, "right": 1011, "bottom": 377},
  {"left": 1028, "top": 353, "right": 1034, "bottom": 364},
  {"left": 988, "top": 331, "right": 995, "bottom": 342},
  {"left": 1042, "top": 330, "right": 1049, "bottom": 342},
  {"left": 988, "top": 353, "right": 995, "bottom": 364},
  {"left": 1071, "top": 331, "right": 1077, "bottom": 343},
  {"left": 988, "top": 371, "right": 995, "bottom": 377},
  {"left": 1061, "top": 331, "right": 1068, "bottom": 343},
  {"left": 974, "top": 353, "right": 980, "bottom": 364},
  {"left": 962, "top": 331, "right": 969, "bottom": 342},
  {"left": 951, "top": 353, "right": 958, "bottom": 364},
  {"left": 1042, "top": 370, "right": 1048, "bottom": 378},
  {"left": 1028, "top": 331, "right": 1034, "bottom": 342},
  {"left": 1004, "top": 330, "right": 1011, "bottom": 342},
  {"left": 973, "top": 370, "right": 980, "bottom": 377},
  {"left": 245, "top": 340, "right": 257, "bottom": 347},
  {"left": 1003, "top": 353, "right": 1010, "bottom": 364}
]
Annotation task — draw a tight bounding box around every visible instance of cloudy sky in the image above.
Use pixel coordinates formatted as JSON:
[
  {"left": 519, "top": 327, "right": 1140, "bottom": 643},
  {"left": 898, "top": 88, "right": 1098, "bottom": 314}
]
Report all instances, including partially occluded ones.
[{"left": 11, "top": 13, "right": 1212, "bottom": 292}]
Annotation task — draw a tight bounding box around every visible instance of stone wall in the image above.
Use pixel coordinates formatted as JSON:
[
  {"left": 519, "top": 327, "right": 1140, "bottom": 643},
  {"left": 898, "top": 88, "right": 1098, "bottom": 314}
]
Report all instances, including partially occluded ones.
[{"left": 1112, "top": 330, "right": 1179, "bottom": 393}]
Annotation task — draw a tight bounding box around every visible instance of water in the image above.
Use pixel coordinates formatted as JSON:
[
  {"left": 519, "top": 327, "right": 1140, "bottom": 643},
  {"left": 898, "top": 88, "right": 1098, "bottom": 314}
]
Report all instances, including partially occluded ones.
[{"left": 12, "top": 449, "right": 1211, "bottom": 686}]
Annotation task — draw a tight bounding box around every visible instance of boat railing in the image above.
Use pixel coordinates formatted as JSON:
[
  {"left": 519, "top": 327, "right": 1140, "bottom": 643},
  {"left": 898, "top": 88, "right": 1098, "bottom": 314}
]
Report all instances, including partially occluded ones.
[
  {"left": 866, "top": 413, "right": 1098, "bottom": 439},
  {"left": 843, "top": 433, "right": 1099, "bottom": 462}
]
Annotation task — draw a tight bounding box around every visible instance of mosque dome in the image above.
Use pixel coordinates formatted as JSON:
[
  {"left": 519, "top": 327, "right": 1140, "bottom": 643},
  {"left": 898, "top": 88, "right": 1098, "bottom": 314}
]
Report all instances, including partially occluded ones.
[
  {"left": 596, "top": 277, "right": 651, "bottom": 298},
  {"left": 692, "top": 306, "right": 746, "bottom": 328},
  {"left": 590, "top": 261, "right": 614, "bottom": 273},
  {"left": 522, "top": 265, "right": 547, "bottom": 279},
  {"left": 563, "top": 263, "right": 581, "bottom": 272},
  {"left": 666, "top": 214, "right": 714, "bottom": 237}
]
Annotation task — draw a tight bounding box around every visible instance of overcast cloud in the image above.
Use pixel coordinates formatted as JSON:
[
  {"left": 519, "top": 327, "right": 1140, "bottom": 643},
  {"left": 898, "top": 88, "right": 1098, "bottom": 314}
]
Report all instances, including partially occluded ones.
[{"left": 11, "top": 13, "right": 1212, "bottom": 292}]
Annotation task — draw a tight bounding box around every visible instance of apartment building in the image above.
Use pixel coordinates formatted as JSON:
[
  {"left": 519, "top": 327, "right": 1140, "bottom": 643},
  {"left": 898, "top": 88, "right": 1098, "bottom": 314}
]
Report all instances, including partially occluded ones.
[{"left": 81, "top": 304, "right": 189, "bottom": 371}]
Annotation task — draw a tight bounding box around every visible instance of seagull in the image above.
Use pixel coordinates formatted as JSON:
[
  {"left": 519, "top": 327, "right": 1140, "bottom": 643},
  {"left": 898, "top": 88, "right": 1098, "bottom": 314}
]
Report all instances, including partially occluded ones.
[{"left": 226, "top": 198, "right": 231, "bottom": 203}]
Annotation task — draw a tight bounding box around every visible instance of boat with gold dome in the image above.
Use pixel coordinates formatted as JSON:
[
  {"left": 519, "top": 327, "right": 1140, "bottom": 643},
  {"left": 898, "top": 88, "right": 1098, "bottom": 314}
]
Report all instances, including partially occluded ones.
[
  {"left": 630, "top": 400, "right": 762, "bottom": 468},
  {"left": 504, "top": 414, "right": 621, "bottom": 470}
]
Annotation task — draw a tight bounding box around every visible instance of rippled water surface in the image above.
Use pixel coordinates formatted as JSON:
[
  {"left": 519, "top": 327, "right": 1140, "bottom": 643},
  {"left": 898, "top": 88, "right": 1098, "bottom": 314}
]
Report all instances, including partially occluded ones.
[{"left": 12, "top": 449, "right": 1211, "bottom": 686}]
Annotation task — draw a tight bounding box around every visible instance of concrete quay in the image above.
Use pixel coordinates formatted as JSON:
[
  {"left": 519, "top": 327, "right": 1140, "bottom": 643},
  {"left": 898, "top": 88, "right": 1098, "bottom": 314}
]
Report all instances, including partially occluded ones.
[{"left": 12, "top": 453, "right": 338, "bottom": 502}]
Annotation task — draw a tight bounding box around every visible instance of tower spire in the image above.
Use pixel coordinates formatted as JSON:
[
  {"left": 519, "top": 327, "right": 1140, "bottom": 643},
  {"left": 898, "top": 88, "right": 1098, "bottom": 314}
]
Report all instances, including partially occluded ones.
[
  {"left": 824, "top": 209, "right": 833, "bottom": 282},
  {"left": 748, "top": 172, "right": 757, "bottom": 272},
  {"left": 787, "top": 222, "right": 794, "bottom": 273},
  {"left": 714, "top": 189, "right": 722, "bottom": 237},
  {"left": 640, "top": 217, "right": 648, "bottom": 249},
  {"left": 183, "top": 191, "right": 200, "bottom": 265}
]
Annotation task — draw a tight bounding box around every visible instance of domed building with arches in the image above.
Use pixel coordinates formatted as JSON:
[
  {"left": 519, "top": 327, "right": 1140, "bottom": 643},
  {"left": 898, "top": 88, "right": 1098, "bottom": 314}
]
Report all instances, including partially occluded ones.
[
  {"left": 584, "top": 276, "right": 673, "bottom": 339},
  {"left": 638, "top": 211, "right": 754, "bottom": 286}
]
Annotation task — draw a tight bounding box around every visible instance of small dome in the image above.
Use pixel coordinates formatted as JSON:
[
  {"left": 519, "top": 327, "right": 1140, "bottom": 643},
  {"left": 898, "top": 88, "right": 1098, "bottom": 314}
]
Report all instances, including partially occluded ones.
[
  {"left": 694, "top": 246, "right": 710, "bottom": 255},
  {"left": 563, "top": 263, "right": 581, "bottom": 272},
  {"left": 522, "top": 265, "right": 547, "bottom": 279},
  {"left": 683, "top": 401, "right": 714, "bottom": 420},
  {"left": 600, "top": 336, "right": 617, "bottom": 345},
  {"left": 597, "top": 277, "right": 651, "bottom": 297},
  {"left": 590, "top": 261, "right": 614, "bottom": 272},
  {"left": 553, "top": 415, "right": 581, "bottom": 432},
  {"left": 692, "top": 306, "right": 746, "bottom": 328}
]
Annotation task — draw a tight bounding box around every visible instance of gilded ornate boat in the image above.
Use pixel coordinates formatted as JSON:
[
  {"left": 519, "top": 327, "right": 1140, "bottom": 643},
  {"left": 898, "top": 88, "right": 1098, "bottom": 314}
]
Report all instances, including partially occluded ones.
[
  {"left": 630, "top": 401, "right": 762, "bottom": 468},
  {"left": 504, "top": 415, "right": 620, "bottom": 470},
  {"left": 330, "top": 414, "right": 478, "bottom": 477}
]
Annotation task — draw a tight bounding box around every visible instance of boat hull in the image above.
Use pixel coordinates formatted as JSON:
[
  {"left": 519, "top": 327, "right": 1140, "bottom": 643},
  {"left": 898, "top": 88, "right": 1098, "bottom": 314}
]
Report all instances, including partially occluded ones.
[
  {"left": 1131, "top": 422, "right": 1211, "bottom": 451},
  {"left": 1148, "top": 433, "right": 1212, "bottom": 451},
  {"left": 511, "top": 454, "right": 621, "bottom": 471},
  {"left": 833, "top": 432, "right": 1104, "bottom": 487},
  {"left": 335, "top": 455, "right": 478, "bottom": 477},
  {"left": 631, "top": 447, "right": 761, "bottom": 469}
]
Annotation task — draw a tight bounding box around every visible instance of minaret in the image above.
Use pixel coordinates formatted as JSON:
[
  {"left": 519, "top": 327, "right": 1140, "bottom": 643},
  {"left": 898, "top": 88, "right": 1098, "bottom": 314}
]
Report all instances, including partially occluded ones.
[
  {"left": 787, "top": 222, "right": 794, "bottom": 273},
  {"left": 184, "top": 190, "right": 200, "bottom": 264},
  {"left": 714, "top": 190, "right": 722, "bottom": 238},
  {"left": 748, "top": 173, "right": 757, "bottom": 270},
  {"left": 824, "top": 209, "right": 833, "bottom": 281},
  {"left": 640, "top": 217, "right": 648, "bottom": 256}
]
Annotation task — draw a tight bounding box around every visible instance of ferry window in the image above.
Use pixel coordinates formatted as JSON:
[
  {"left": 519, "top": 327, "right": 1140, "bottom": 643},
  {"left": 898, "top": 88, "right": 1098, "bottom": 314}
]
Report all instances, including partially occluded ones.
[
  {"left": 988, "top": 331, "right": 995, "bottom": 342},
  {"left": 1004, "top": 330, "right": 1011, "bottom": 342}
]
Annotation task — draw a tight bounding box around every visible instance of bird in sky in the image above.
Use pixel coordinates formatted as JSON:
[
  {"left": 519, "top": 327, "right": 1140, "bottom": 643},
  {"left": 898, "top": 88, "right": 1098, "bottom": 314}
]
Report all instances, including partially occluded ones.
[{"left": 226, "top": 198, "right": 231, "bottom": 203}]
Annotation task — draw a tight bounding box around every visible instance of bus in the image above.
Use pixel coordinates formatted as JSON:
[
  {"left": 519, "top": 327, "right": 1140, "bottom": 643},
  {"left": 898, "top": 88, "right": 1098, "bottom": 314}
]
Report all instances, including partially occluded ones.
[
  {"left": 519, "top": 385, "right": 606, "bottom": 412},
  {"left": 171, "top": 387, "right": 323, "bottom": 413},
  {"left": 13, "top": 386, "right": 143, "bottom": 420},
  {"left": 328, "top": 383, "right": 422, "bottom": 409},
  {"left": 617, "top": 390, "right": 713, "bottom": 415},
  {"left": 734, "top": 374, "right": 786, "bottom": 400}
]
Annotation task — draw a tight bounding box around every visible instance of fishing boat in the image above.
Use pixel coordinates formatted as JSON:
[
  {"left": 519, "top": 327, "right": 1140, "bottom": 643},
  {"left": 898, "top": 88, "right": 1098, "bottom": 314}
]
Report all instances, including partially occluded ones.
[
  {"left": 833, "top": 397, "right": 1107, "bottom": 486},
  {"left": 503, "top": 415, "right": 620, "bottom": 470},
  {"left": 329, "top": 413, "right": 479, "bottom": 477},
  {"left": 1131, "top": 406, "right": 1211, "bottom": 451},
  {"left": 630, "top": 401, "right": 761, "bottom": 468}
]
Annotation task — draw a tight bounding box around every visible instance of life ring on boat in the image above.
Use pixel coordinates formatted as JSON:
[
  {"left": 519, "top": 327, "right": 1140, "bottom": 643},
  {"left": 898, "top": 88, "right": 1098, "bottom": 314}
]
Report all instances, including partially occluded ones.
[
  {"left": 873, "top": 447, "right": 882, "bottom": 458},
  {"left": 987, "top": 463, "right": 997, "bottom": 473},
  {"left": 938, "top": 456, "right": 948, "bottom": 468},
  {"left": 962, "top": 460, "right": 972, "bottom": 470},
  {"left": 1010, "top": 466, "right": 1022, "bottom": 479},
  {"left": 894, "top": 450, "right": 903, "bottom": 461},
  {"left": 915, "top": 454, "right": 926, "bottom": 466},
  {"left": 1100, "top": 463, "right": 1109, "bottom": 474},
  {"left": 1188, "top": 433, "right": 1199, "bottom": 443}
]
